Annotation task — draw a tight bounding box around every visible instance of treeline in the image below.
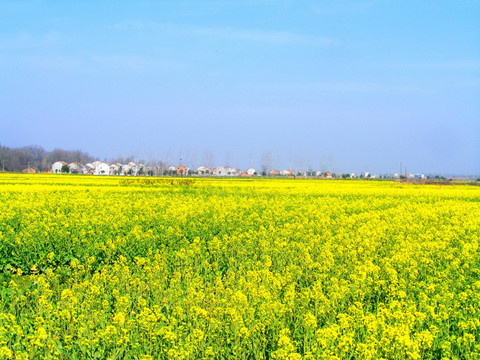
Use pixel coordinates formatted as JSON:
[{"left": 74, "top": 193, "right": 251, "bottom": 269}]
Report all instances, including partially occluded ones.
[{"left": 0, "top": 145, "right": 94, "bottom": 172}]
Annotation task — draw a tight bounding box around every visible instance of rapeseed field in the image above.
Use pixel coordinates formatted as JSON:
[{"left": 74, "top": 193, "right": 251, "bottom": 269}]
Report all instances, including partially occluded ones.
[{"left": 0, "top": 174, "right": 479, "bottom": 359}]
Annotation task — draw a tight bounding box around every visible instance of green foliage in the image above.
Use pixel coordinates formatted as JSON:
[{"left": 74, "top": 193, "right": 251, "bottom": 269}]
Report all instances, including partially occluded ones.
[{"left": 0, "top": 174, "right": 479, "bottom": 359}]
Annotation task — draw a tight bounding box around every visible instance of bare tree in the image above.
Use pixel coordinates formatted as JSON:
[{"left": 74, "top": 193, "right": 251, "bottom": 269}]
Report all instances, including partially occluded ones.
[
  {"left": 203, "top": 150, "right": 214, "bottom": 169},
  {"left": 260, "top": 151, "right": 273, "bottom": 174}
]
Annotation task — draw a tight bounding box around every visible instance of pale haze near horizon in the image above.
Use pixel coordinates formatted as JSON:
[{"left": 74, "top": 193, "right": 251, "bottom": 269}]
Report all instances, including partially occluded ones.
[{"left": 1, "top": 1, "right": 479, "bottom": 175}]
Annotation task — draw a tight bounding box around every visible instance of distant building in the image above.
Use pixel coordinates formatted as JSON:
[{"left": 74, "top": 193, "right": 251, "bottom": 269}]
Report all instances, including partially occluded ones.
[
  {"left": 22, "top": 168, "right": 36, "bottom": 174},
  {"left": 280, "top": 169, "right": 295, "bottom": 176},
  {"left": 94, "top": 162, "right": 110, "bottom": 175},
  {"left": 176, "top": 165, "right": 188, "bottom": 176},
  {"left": 85, "top": 163, "right": 95, "bottom": 173},
  {"left": 197, "top": 166, "right": 211, "bottom": 175},
  {"left": 213, "top": 165, "right": 230, "bottom": 176},
  {"left": 110, "top": 163, "right": 121, "bottom": 175},
  {"left": 229, "top": 168, "right": 241, "bottom": 176},
  {"left": 68, "top": 162, "right": 80, "bottom": 174},
  {"left": 52, "top": 161, "right": 68, "bottom": 173},
  {"left": 246, "top": 168, "right": 257, "bottom": 176}
]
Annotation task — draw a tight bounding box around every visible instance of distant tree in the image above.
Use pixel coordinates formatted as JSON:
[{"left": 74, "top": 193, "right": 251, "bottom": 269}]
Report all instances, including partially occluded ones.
[
  {"left": 138, "top": 167, "right": 144, "bottom": 176},
  {"left": 61, "top": 164, "right": 69, "bottom": 173},
  {"left": 148, "top": 170, "right": 154, "bottom": 176},
  {"left": 188, "top": 169, "right": 193, "bottom": 176},
  {"left": 260, "top": 151, "right": 273, "bottom": 174}
]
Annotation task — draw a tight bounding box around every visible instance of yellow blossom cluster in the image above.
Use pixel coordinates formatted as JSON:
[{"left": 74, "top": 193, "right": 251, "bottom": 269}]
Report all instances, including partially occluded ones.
[{"left": 0, "top": 174, "right": 479, "bottom": 359}]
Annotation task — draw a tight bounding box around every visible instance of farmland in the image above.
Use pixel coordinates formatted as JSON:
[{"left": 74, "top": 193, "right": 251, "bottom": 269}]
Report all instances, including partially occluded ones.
[{"left": 0, "top": 174, "right": 479, "bottom": 359}]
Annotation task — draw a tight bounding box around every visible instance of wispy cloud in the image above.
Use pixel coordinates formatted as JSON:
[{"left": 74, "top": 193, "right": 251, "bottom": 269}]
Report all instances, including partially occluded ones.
[
  {"left": 91, "top": 54, "right": 186, "bottom": 72},
  {"left": 188, "top": 26, "right": 334, "bottom": 46},
  {"left": 113, "top": 21, "right": 335, "bottom": 46},
  {"left": 21, "top": 54, "right": 83, "bottom": 69},
  {"left": 310, "top": 0, "right": 383, "bottom": 15},
  {"left": 251, "top": 80, "right": 435, "bottom": 95},
  {"left": 0, "top": 31, "right": 63, "bottom": 50},
  {"left": 307, "top": 81, "right": 433, "bottom": 94},
  {"left": 387, "top": 60, "right": 480, "bottom": 71}
]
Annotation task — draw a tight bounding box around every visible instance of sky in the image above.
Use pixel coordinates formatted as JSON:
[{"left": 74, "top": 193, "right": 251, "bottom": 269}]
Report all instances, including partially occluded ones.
[{"left": 1, "top": 0, "right": 479, "bottom": 175}]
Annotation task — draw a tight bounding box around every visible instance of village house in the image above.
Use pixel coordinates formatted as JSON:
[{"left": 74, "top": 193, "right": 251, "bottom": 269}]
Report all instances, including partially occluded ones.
[
  {"left": 246, "top": 168, "right": 257, "bottom": 176},
  {"left": 128, "top": 162, "right": 138, "bottom": 175},
  {"left": 213, "top": 165, "right": 230, "bottom": 176},
  {"left": 280, "top": 169, "right": 295, "bottom": 176},
  {"left": 229, "top": 168, "right": 241, "bottom": 176},
  {"left": 176, "top": 165, "right": 188, "bottom": 176},
  {"left": 52, "top": 161, "right": 68, "bottom": 173},
  {"left": 93, "top": 162, "right": 110, "bottom": 175},
  {"left": 85, "top": 163, "right": 95, "bottom": 173},
  {"left": 197, "top": 166, "right": 211, "bottom": 175},
  {"left": 120, "top": 163, "right": 131, "bottom": 175},
  {"left": 110, "top": 163, "right": 121, "bottom": 175},
  {"left": 68, "top": 162, "right": 80, "bottom": 174}
]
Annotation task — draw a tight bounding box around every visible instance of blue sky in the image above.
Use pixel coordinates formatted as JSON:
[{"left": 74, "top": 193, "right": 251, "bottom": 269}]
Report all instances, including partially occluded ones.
[{"left": 1, "top": 0, "right": 479, "bottom": 174}]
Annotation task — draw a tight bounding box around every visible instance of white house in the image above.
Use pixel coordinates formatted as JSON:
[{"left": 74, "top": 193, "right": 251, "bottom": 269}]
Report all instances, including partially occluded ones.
[
  {"left": 128, "top": 162, "right": 138, "bottom": 175},
  {"left": 197, "top": 166, "right": 211, "bottom": 175},
  {"left": 136, "top": 163, "right": 146, "bottom": 175},
  {"left": 280, "top": 169, "right": 295, "bottom": 176},
  {"left": 246, "top": 168, "right": 257, "bottom": 176},
  {"left": 52, "top": 161, "right": 68, "bottom": 173},
  {"left": 68, "top": 162, "right": 80, "bottom": 174},
  {"left": 110, "top": 163, "right": 121, "bottom": 175},
  {"left": 94, "top": 162, "right": 110, "bottom": 175},
  {"left": 229, "top": 168, "right": 241, "bottom": 176},
  {"left": 213, "top": 165, "right": 230, "bottom": 176},
  {"left": 120, "top": 163, "right": 132, "bottom": 175}
]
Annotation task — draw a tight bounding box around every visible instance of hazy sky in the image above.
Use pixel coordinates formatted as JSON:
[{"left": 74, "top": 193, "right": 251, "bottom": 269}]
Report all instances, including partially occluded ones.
[{"left": 1, "top": 0, "right": 479, "bottom": 174}]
